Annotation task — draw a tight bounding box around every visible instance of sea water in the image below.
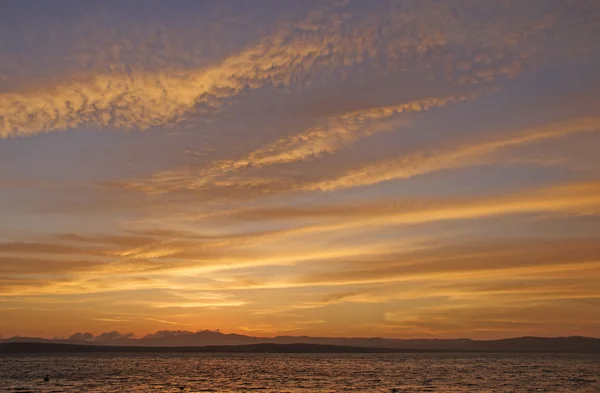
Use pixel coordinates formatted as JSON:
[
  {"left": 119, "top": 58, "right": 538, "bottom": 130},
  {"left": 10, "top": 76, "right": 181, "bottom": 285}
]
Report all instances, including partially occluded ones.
[{"left": 1, "top": 353, "right": 599, "bottom": 392}]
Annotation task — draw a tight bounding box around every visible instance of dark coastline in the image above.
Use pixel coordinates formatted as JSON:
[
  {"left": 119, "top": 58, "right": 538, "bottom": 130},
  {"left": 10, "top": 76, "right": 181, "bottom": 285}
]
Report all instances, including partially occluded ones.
[
  {"left": 2, "top": 340, "right": 600, "bottom": 354},
  {"left": 0, "top": 342, "right": 440, "bottom": 354}
]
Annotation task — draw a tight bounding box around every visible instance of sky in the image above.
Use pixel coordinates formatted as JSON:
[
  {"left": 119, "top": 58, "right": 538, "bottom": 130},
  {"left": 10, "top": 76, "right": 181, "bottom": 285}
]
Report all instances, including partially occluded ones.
[{"left": 1, "top": 0, "right": 600, "bottom": 340}]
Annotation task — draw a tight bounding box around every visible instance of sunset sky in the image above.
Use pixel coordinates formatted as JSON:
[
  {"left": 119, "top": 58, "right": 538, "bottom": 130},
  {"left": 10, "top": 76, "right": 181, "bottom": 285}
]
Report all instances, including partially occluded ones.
[{"left": 1, "top": 0, "right": 600, "bottom": 340}]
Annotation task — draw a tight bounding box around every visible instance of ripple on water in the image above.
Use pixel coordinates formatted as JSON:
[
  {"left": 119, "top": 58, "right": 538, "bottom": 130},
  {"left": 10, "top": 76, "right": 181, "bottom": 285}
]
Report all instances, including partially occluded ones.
[{"left": 1, "top": 353, "right": 600, "bottom": 393}]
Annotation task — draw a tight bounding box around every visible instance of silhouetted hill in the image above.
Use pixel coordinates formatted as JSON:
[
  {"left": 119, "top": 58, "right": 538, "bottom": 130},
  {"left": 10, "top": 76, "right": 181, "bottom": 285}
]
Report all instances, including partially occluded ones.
[
  {"left": 1, "top": 331, "right": 599, "bottom": 352},
  {"left": 0, "top": 342, "right": 432, "bottom": 354}
]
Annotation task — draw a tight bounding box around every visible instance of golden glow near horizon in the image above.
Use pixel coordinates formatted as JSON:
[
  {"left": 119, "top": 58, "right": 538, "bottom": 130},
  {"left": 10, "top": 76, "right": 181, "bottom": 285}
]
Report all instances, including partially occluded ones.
[{"left": 1, "top": 0, "right": 600, "bottom": 340}]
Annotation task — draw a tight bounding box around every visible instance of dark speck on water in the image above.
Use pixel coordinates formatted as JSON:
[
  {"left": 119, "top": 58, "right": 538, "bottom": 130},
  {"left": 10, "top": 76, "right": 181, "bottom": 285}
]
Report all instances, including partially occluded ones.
[{"left": 1, "top": 353, "right": 599, "bottom": 392}]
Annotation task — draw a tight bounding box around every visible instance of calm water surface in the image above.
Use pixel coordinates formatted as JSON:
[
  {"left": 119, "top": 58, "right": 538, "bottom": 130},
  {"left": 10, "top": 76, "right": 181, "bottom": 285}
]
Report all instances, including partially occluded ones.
[{"left": 1, "top": 353, "right": 599, "bottom": 392}]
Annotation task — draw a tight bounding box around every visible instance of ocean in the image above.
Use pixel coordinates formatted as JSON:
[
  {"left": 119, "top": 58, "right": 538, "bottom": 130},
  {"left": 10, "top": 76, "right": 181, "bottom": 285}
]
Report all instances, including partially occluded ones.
[{"left": 1, "top": 353, "right": 599, "bottom": 392}]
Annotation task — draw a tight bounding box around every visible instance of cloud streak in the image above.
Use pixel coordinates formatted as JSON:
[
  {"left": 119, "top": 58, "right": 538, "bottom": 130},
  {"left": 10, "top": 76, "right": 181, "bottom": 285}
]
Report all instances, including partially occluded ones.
[
  {"left": 125, "top": 93, "right": 476, "bottom": 193},
  {"left": 113, "top": 115, "right": 599, "bottom": 201},
  {"left": 306, "top": 116, "right": 600, "bottom": 192},
  {"left": 2, "top": 180, "right": 600, "bottom": 298},
  {"left": 0, "top": 3, "right": 399, "bottom": 137},
  {"left": 2, "top": 0, "right": 584, "bottom": 138}
]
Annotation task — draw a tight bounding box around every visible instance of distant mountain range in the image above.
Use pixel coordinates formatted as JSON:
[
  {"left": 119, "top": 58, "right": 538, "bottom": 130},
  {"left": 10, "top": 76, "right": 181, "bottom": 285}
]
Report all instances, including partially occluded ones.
[
  {"left": 1, "top": 330, "right": 599, "bottom": 353},
  {"left": 0, "top": 342, "right": 434, "bottom": 354}
]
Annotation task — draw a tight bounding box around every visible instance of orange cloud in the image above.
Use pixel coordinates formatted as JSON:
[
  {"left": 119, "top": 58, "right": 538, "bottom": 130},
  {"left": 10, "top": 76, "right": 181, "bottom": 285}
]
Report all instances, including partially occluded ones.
[
  {"left": 123, "top": 93, "right": 477, "bottom": 193},
  {"left": 2, "top": 0, "right": 573, "bottom": 138},
  {"left": 307, "top": 116, "right": 600, "bottom": 192},
  {"left": 112, "top": 116, "right": 599, "bottom": 201}
]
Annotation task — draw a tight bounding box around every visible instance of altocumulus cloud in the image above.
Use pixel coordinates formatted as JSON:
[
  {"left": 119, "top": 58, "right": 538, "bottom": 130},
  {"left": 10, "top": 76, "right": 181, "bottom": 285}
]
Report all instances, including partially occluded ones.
[{"left": 2, "top": 0, "right": 595, "bottom": 138}]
